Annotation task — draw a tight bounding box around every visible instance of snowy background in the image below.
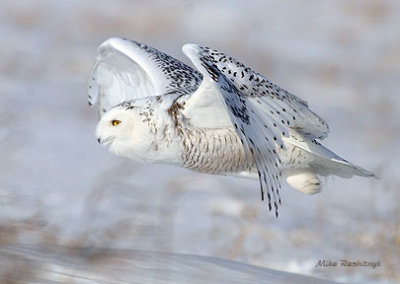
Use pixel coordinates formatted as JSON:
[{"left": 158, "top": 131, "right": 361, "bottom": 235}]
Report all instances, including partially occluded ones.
[{"left": 1, "top": 0, "right": 399, "bottom": 283}]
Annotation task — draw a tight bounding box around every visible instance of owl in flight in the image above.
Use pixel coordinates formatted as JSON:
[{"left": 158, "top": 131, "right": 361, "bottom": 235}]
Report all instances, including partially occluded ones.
[{"left": 88, "top": 38, "right": 374, "bottom": 216}]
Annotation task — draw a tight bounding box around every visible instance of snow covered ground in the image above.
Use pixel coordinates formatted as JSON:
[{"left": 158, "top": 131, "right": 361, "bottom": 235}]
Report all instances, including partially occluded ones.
[
  {"left": 0, "top": 244, "right": 338, "bottom": 284},
  {"left": 1, "top": 0, "right": 399, "bottom": 283}
]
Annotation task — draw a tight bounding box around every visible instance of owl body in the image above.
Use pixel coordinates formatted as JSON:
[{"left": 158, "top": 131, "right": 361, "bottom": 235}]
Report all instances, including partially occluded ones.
[
  {"left": 99, "top": 97, "right": 368, "bottom": 198},
  {"left": 90, "top": 38, "right": 374, "bottom": 215}
]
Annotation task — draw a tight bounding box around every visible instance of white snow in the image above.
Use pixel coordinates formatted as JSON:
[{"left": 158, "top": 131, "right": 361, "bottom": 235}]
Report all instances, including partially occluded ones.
[{"left": 0, "top": 245, "right": 337, "bottom": 284}]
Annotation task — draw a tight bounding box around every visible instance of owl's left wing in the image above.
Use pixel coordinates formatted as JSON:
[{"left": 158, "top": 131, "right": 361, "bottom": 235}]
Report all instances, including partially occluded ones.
[
  {"left": 182, "top": 44, "right": 329, "bottom": 216},
  {"left": 87, "top": 38, "right": 202, "bottom": 116}
]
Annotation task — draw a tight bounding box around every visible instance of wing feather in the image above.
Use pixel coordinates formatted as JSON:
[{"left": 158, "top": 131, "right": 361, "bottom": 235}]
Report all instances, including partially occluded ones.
[
  {"left": 183, "top": 44, "right": 329, "bottom": 140},
  {"left": 183, "top": 43, "right": 332, "bottom": 216},
  {"left": 183, "top": 44, "right": 290, "bottom": 215},
  {"left": 87, "top": 37, "right": 202, "bottom": 116}
]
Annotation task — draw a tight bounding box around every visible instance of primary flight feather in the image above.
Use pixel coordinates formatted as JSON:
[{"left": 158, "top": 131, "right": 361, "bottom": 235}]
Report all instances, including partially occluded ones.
[{"left": 88, "top": 37, "right": 374, "bottom": 216}]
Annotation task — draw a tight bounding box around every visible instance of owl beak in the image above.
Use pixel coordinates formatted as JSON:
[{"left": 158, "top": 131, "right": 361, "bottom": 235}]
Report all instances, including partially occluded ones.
[{"left": 96, "top": 136, "right": 115, "bottom": 147}]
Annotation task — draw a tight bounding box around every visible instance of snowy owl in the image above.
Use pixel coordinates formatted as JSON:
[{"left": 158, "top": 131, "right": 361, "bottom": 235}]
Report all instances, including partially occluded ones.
[{"left": 88, "top": 38, "right": 374, "bottom": 216}]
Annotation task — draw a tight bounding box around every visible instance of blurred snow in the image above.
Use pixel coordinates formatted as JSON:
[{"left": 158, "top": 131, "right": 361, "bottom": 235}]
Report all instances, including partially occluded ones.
[
  {"left": 0, "top": 0, "right": 399, "bottom": 283},
  {"left": 0, "top": 244, "right": 338, "bottom": 284}
]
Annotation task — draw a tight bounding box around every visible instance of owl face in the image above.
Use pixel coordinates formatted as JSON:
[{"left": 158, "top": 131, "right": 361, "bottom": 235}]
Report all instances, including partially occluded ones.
[{"left": 95, "top": 106, "right": 153, "bottom": 159}]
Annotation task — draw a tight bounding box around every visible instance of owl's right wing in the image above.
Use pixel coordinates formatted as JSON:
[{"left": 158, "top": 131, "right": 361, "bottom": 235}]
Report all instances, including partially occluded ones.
[
  {"left": 182, "top": 44, "right": 330, "bottom": 216},
  {"left": 87, "top": 37, "right": 202, "bottom": 116}
]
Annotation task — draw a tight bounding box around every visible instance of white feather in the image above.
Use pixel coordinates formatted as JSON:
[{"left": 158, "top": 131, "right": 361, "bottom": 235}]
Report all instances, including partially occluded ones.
[{"left": 87, "top": 37, "right": 201, "bottom": 115}]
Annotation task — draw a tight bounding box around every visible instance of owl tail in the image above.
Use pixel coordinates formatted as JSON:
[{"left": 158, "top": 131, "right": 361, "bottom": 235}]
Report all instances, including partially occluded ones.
[{"left": 284, "top": 144, "right": 375, "bottom": 195}]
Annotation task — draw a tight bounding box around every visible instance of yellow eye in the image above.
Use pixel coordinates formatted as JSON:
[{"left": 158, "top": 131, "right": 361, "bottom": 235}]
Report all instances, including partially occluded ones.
[{"left": 111, "top": 120, "right": 121, "bottom": 126}]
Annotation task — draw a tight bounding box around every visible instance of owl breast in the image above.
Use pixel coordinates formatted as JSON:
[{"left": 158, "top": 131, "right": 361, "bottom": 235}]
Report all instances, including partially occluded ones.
[
  {"left": 177, "top": 125, "right": 318, "bottom": 177},
  {"left": 178, "top": 127, "right": 252, "bottom": 175}
]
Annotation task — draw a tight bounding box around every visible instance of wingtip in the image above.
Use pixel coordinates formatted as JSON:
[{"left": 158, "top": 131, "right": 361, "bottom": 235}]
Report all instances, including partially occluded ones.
[
  {"left": 182, "top": 43, "right": 221, "bottom": 81},
  {"left": 100, "top": 36, "right": 125, "bottom": 46},
  {"left": 97, "top": 37, "right": 119, "bottom": 51},
  {"left": 182, "top": 43, "right": 200, "bottom": 57},
  {"left": 97, "top": 37, "right": 143, "bottom": 56}
]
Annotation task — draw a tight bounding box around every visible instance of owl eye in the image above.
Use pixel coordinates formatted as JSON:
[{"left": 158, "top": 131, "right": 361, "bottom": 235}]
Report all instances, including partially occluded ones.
[{"left": 111, "top": 120, "right": 121, "bottom": 126}]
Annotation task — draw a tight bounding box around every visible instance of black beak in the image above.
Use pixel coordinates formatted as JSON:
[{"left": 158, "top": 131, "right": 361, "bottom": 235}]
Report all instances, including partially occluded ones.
[{"left": 97, "top": 138, "right": 101, "bottom": 144}]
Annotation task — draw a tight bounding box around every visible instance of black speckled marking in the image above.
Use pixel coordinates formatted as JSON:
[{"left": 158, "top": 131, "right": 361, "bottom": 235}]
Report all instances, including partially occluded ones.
[{"left": 127, "top": 39, "right": 202, "bottom": 95}]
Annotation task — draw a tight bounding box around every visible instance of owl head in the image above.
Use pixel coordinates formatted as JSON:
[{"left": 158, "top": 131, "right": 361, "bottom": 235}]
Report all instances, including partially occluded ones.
[{"left": 95, "top": 105, "right": 156, "bottom": 162}]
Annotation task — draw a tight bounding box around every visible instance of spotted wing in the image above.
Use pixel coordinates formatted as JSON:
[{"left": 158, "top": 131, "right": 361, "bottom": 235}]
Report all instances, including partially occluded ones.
[
  {"left": 87, "top": 37, "right": 202, "bottom": 116},
  {"left": 186, "top": 45, "right": 329, "bottom": 138},
  {"left": 183, "top": 44, "right": 330, "bottom": 216}
]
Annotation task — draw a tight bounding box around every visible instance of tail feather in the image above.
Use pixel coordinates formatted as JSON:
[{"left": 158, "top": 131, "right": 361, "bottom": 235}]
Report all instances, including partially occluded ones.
[
  {"left": 312, "top": 156, "right": 375, "bottom": 179},
  {"left": 282, "top": 133, "right": 375, "bottom": 194},
  {"left": 284, "top": 158, "right": 374, "bottom": 195},
  {"left": 235, "top": 133, "right": 375, "bottom": 196}
]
